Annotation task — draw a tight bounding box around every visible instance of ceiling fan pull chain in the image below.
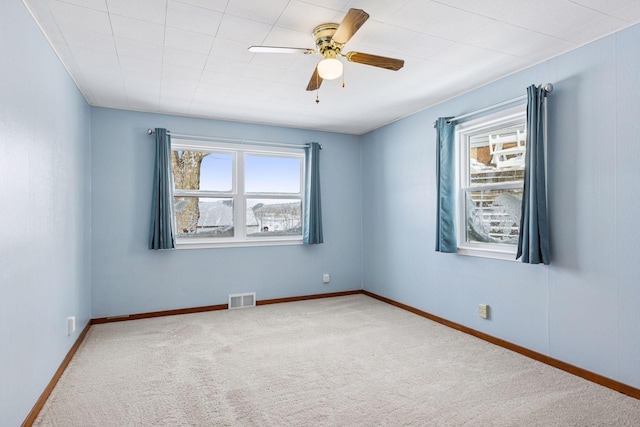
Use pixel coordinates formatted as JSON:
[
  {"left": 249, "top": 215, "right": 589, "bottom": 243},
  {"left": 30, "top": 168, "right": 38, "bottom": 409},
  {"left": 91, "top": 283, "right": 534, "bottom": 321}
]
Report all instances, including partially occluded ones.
[{"left": 316, "top": 89, "right": 320, "bottom": 104}]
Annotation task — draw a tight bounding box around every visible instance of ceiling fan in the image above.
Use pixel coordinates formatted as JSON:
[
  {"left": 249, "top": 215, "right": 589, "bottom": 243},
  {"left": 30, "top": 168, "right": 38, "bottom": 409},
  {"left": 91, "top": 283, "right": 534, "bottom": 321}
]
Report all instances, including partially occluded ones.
[{"left": 248, "top": 9, "right": 405, "bottom": 92}]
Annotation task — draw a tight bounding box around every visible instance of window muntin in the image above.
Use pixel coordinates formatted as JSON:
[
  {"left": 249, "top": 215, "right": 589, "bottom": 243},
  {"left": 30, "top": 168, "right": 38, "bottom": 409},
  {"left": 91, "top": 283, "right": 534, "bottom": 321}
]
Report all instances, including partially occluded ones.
[
  {"left": 171, "top": 140, "right": 304, "bottom": 248},
  {"left": 457, "top": 107, "right": 526, "bottom": 258}
]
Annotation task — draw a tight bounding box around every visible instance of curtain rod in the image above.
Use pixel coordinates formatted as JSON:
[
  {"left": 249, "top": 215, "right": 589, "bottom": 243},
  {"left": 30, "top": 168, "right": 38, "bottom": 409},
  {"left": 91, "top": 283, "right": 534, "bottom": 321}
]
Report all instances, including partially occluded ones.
[
  {"left": 432, "top": 83, "right": 554, "bottom": 128},
  {"left": 147, "top": 129, "right": 321, "bottom": 150}
]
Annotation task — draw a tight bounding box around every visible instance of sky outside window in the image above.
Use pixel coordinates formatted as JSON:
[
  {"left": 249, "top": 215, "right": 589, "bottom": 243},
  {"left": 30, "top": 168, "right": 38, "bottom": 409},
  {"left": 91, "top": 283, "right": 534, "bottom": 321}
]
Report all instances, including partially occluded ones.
[
  {"left": 198, "top": 152, "right": 233, "bottom": 191},
  {"left": 245, "top": 155, "right": 301, "bottom": 193}
]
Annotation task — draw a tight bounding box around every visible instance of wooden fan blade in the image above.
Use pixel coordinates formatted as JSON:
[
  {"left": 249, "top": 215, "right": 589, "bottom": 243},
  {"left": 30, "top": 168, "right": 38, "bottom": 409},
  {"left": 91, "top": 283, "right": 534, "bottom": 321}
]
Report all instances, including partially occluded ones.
[
  {"left": 248, "top": 46, "right": 315, "bottom": 54},
  {"left": 332, "top": 8, "right": 369, "bottom": 45},
  {"left": 306, "top": 67, "right": 323, "bottom": 91},
  {"left": 345, "top": 52, "right": 404, "bottom": 71}
]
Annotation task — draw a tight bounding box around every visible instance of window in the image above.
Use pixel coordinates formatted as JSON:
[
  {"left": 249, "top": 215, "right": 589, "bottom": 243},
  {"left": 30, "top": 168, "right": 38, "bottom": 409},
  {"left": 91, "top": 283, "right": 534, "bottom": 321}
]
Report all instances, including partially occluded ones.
[
  {"left": 171, "top": 139, "right": 304, "bottom": 248},
  {"left": 456, "top": 106, "right": 526, "bottom": 259}
]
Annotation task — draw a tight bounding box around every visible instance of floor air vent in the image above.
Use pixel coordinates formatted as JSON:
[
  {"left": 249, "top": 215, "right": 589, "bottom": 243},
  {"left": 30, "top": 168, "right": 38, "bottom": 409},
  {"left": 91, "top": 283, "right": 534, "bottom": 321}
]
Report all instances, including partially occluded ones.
[{"left": 228, "top": 292, "right": 256, "bottom": 309}]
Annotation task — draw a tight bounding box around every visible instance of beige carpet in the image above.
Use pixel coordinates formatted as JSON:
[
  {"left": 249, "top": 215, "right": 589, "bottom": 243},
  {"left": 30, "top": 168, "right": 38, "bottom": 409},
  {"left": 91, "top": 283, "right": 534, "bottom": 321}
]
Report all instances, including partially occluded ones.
[{"left": 35, "top": 295, "right": 640, "bottom": 426}]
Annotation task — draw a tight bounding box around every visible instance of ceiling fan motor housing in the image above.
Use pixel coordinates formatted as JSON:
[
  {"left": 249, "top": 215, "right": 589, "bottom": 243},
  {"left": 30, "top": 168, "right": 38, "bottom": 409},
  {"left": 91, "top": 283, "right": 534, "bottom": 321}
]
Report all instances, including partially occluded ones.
[{"left": 313, "top": 23, "right": 343, "bottom": 58}]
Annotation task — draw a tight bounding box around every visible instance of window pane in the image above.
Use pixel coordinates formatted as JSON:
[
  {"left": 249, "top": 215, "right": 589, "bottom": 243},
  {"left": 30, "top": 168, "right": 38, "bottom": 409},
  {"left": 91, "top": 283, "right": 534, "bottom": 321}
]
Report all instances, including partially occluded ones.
[
  {"left": 469, "top": 123, "right": 526, "bottom": 186},
  {"left": 174, "top": 197, "right": 233, "bottom": 238},
  {"left": 246, "top": 199, "right": 302, "bottom": 236},
  {"left": 245, "top": 155, "right": 301, "bottom": 193},
  {"left": 172, "top": 151, "right": 232, "bottom": 191},
  {"left": 465, "top": 189, "right": 522, "bottom": 245}
]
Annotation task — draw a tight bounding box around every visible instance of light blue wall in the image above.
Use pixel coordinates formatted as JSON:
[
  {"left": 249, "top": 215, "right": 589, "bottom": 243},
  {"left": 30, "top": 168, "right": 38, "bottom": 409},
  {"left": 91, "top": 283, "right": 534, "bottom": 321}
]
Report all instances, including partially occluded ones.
[
  {"left": 90, "top": 108, "right": 362, "bottom": 318},
  {"left": 361, "top": 24, "right": 640, "bottom": 389},
  {"left": 0, "top": 2, "right": 92, "bottom": 426}
]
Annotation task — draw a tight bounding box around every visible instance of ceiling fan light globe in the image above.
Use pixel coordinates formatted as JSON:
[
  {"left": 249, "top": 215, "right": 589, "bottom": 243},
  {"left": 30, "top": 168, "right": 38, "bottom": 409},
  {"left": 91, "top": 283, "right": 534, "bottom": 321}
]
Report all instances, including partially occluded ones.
[{"left": 317, "top": 58, "right": 343, "bottom": 80}]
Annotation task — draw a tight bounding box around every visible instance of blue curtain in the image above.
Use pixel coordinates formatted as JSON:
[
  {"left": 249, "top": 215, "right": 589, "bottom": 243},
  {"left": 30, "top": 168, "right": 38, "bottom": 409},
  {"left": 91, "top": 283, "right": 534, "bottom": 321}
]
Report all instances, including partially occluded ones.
[
  {"left": 435, "top": 117, "right": 457, "bottom": 253},
  {"left": 517, "top": 85, "right": 550, "bottom": 264},
  {"left": 303, "top": 142, "right": 323, "bottom": 244},
  {"left": 148, "top": 128, "right": 176, "bottom": 250}
]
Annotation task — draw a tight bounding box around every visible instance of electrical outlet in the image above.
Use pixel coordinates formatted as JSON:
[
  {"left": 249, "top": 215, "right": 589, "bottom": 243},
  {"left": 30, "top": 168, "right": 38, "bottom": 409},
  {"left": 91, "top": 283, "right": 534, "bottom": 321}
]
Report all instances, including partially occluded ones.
[
  {"left": 322, "top": 273, "right": 330, "bottom": 284},
  {"left": 478, "top": 304, "right": 489, "bottom": 319},
  {"left": 67, "top": 316, "right": 76, "bottom": 335}
]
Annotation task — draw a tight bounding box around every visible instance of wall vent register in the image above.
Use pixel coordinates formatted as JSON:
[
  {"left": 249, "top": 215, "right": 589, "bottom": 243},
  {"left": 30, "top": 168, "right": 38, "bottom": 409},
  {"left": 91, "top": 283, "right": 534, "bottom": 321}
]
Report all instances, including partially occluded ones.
[{"left": 228, "top": 293, "right": 256, "bottom": 309}]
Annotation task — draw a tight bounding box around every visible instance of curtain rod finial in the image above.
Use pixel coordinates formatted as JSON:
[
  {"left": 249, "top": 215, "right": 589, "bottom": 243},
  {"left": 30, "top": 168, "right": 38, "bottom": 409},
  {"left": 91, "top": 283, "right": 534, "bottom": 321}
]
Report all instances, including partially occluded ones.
[
  {"left": 148, "top": 129, "right": 154, "bottom": 135},
  {"left": 544, "top": 83, "right": 553, "bottom": 93}
]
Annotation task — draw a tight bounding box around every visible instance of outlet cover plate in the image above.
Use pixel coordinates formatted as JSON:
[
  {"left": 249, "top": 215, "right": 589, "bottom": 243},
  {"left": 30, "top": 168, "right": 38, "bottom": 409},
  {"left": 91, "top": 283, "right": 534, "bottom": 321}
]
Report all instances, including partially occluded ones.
[{"left": 478, "top": 304, "right": 489, "bottom": 319}]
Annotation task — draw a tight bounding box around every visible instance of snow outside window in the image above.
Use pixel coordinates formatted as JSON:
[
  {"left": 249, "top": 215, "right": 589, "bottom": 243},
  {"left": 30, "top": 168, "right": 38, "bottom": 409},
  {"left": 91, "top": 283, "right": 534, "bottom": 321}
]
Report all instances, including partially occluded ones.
[
  {"left": 455, "top": 106, "right": 526, "bottom": 260},
  {"left": 171, "top": 139, "right": 305, "bottom": 249}
]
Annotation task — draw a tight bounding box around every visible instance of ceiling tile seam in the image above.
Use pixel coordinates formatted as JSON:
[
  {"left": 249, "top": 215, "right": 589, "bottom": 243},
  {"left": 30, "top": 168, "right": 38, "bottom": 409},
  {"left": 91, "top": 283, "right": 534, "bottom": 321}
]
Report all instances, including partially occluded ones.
[
  {"left": 220, "top": 12, "right": 280, "bottom": 27},
  {"left": 36, "top": 2, "right": 94, "bottom": 53},
  {"left": 123, "top": 0, "right": 223, "bottom": 48},
  {"left": 372, "top": 19, "right": 453, "bottom": 45},
  {"left": 297, "top": 0, "right": 344, "bottom": 12},
  {"left": 428, "top": 0, "right": 611, "bottom": 43},
  {"left": 60, "top": 24, "right": 161, "bottom": 51},
  {"left": 352, "top": 19, "right": 467, "bottom": 59},
  {"left": 220, "top": 11, "right": 302, "bottom": 32},
  {"left": 165, "top": 2, "right": 225, "bottom": 40},
  {"left": 102, "top": 12, "right": 166, "bottom": 27},
  {"left": 553, "top": 13, "right": 629, "bottom": 41},
  {"left": 251, "top": 0, "right": 295, "bottom": 48},
  {"left": 559, "top": 15, "right": 630, "bottom": 41},
  {"left": 369, "top": 17, "right": 574, "bottom": 55},
  {"left": 104, "top": 1, "right": 136, "bottom": 108},
  {"left": 172, "top": 0, "right": 224, "bottom": 13},
  {"left": 122, "top": 1, "right": 165, "bottom": 108},
  {"left": 185, "top": 4, "right": 236, "bottom": 110},
  {"left": 54, "top": 0, "right": 105, "bottom": 12},
  {"left": 559, "top": 20, "right": 640, "bottom": 52},
  {"left": 203, "top": 60, "right": 250, "bottom": 79},
  {"left": 162, "top": 23, "right": 221, "bottom": 40},
  {"left": 158, "top": 0, "right": 172, "bottom": 108},
  {"left": 102, "top": 0, "right": 169, "bottom": 26},
  {"left": 448, "top": 39, "right": 568, "bottom": 62},
  {"left": 353, "top": 18, "right": 421, "bottom": 43},
  {"left": 341, "top": 0, "right": 359, "bottom": 14},
  {"left": 292, "top": 2, "right": 346, "bottom": 20},
  {"left": 362, "top": 36, "right": 535, "bottom": 66},
  {"left": 567, "top": 0, "right": 635, "bottom": 21},
  {"left": 48, "top": 2, "right": 167, "bottom": 43},
  {"left": 124, "top": 26, "right": 210, "bottom": 49},
  {"left": 24, "top": 0, "right": 98, "bottom": 104}
]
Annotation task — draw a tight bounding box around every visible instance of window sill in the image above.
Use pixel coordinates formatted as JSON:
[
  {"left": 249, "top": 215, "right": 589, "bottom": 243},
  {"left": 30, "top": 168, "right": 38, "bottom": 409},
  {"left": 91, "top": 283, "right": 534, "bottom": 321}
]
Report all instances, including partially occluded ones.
[
  {"left": 457, "top": 244, "right": 518, "bottom": 262},
  {"left": 175, "top": 237, "right": 304, "bottom": 250}
]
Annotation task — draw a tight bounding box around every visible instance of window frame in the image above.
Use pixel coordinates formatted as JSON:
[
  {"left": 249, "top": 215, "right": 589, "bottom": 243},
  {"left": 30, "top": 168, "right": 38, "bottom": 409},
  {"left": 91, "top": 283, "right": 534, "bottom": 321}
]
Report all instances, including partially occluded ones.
[
  {"left": 455, "top": 105, "right": 526, "bottom": 261},
  {"left": 171, "top": 138, "right": 305, "bottom": 249}
]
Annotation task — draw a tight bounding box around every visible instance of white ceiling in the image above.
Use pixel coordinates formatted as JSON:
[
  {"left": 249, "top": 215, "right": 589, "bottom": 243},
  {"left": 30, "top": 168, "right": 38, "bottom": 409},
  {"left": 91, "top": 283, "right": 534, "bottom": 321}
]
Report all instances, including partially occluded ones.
[{"left": 23, "top": 0, "right": 640, "bottom": 135}]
